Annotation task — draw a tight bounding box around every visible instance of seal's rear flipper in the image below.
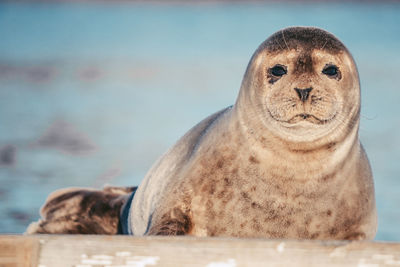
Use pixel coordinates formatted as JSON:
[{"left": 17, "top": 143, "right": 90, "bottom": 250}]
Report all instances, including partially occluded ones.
[{"left": 26, "top": 186, "right": 137, "bottom": 235}]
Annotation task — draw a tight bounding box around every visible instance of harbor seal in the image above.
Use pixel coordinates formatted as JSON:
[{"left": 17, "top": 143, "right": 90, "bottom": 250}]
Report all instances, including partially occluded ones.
[
  {"left": 27, "top": 27, "right": 377, "bottom": 240},
  {"left": 128, "top": 26, "right": 377, "bottom": 240}
]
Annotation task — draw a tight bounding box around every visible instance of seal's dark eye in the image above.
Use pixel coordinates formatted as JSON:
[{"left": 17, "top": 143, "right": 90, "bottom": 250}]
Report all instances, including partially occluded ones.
[
  {"left": 322, "top": 65, "right": 339, "bottom": 77},
  {"left": 270, "top": 65, "right": 287, "bottom": 77}
]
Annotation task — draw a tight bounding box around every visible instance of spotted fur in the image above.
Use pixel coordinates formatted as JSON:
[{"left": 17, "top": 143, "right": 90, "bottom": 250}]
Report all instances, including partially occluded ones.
[
  {"left": 27, "top": 27, "right": 377, "bottom": 240},
  {"left": 129, "top": 27, "right": 377, "bottom": 240},
  {"left": 26, "top": 186, "right": 136, "bottom": 234}
]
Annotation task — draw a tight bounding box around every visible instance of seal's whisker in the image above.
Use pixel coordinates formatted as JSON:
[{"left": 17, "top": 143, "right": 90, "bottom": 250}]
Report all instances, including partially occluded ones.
[{"left": 281, "top": 29, "right": 290, "bottom": 51}]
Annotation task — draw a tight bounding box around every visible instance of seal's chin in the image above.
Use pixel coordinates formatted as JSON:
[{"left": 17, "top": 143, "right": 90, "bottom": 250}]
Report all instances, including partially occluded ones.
[
  {"left": 263, "top": 109, "right": 341, "bottom": 143},
  {"left": 287, "top": 113, "right": 334, "bottom": 125}
]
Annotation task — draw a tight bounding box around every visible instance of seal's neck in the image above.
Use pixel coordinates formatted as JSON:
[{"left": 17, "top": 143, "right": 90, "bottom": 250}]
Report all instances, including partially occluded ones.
[{"left": 231, "top": 103, "right": 360, "bottom": 180}]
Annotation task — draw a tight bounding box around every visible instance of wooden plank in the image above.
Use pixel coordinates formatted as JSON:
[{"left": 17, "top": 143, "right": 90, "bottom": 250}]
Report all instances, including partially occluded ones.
[
  {"left": 1, "top": 235, "right": 400, "bottom": 267},
  {"left": 0, "top": 236, "right": 39, "bottom": 267}
]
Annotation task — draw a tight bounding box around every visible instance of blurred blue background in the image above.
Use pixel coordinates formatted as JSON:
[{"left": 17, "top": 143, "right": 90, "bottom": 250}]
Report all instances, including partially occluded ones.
[{"left": 0, "top": 1, "right": 399, "bottom": 240}]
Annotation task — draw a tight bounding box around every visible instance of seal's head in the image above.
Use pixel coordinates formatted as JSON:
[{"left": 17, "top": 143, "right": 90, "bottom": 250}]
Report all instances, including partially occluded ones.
[{"left": 237, "top": 27, "right": 360, "bottom": 144}]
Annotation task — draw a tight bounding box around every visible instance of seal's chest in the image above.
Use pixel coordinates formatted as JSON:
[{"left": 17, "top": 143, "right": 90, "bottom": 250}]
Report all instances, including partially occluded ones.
[{"left": 188, "top": 168, "right": 352, "bottom": 239}]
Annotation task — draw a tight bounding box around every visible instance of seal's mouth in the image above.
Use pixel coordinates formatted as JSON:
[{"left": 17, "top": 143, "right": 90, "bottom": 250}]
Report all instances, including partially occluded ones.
[
  {"left": 266, "top": 108, "right": 337, "bottom": 126},
  {"left": 286, "top": 113, "right": 334, "bottom": 124}
]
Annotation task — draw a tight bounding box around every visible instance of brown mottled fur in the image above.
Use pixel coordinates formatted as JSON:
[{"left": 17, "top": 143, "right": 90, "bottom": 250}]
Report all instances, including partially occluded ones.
[
  {"left": 26, "top": 186, "right": 136, "bottom": 234},
  {"left": 27, "top": 27, "right": 377, "bottom": 240},
  {"left": 129, "top": 27, "right": 377, "bottom": 240}
]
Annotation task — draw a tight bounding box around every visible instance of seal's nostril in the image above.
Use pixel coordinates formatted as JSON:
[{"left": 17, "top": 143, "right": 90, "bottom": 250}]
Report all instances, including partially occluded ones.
[
  {"left": 294, "top": 87, "right": 313, "bottom": 102},
  {"left": 300, "top": 114, "right": 310, "bottom": 119}
]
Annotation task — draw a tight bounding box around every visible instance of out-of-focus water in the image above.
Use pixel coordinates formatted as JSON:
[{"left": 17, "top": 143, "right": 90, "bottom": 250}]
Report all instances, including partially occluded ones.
[{"left": 0, "top": 2, "right": 399, "bottom": 240}]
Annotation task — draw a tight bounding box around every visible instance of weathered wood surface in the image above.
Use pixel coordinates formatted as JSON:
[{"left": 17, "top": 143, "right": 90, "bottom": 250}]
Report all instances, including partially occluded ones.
[{"left": 1, "top": 235, "right": 400, "bottom": 267}]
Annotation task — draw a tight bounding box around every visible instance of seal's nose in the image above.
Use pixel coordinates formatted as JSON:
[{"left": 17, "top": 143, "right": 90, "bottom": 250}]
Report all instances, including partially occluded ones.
[{"left": 294, "top": 87, "right": 312, "bottom": 102}]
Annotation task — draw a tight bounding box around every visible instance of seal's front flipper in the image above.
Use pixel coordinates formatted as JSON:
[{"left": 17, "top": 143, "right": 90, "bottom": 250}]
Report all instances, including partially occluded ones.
[
  {"left": 147, "top": 208, "right": 192, "bottom": 235},
  {"left": 26, "top": 186, "right": 137, "bottom": 235}
]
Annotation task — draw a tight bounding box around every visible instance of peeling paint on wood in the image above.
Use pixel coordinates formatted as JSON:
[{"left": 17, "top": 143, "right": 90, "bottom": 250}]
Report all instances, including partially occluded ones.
[{"left": 1, "top": 235, "right": 400, "bottom": 267}]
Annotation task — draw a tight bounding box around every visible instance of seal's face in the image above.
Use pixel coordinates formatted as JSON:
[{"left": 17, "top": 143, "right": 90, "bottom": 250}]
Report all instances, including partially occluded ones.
[
  {"left": 266, "top": 49, "right": 341, "bottom": 126},
  {"left": 240, "top": 27, "right": 361, "bottom": 143}
]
